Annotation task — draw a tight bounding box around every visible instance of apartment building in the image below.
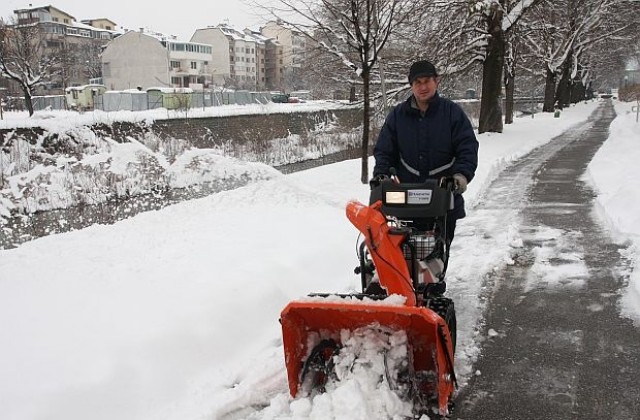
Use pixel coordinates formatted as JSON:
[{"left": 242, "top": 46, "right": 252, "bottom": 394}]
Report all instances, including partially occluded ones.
[
  {"left": 4, "top": 5, "right": 305, "bottom": 96},
  {"left": 260, "top": 20, "right": 307, "bottom": 91},
  {"left": 191, "top": 24, "right": 264, "bottom": 90},
  {"left": 10, "top": 5, "right": 119, "bottom": 93},
  {"left": 101, "top": 30, "right": 213, "bottom": 91},
  {"left": 244, "top": 29, "right": 282, "bottom": 91},
  {"left": 260, "top": 20, "right": 306, "bottom": 69},
  {"left": 166, "top": 39, "right": 214, "bottom": 90},
  {"left": 81, "top": 18, "right": 118, "bottom": 31}
]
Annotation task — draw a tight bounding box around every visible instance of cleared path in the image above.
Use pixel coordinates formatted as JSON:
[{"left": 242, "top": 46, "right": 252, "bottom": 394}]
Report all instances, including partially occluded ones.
[{"left": 452, "top": 102, "right": 639, "bottom": 420}]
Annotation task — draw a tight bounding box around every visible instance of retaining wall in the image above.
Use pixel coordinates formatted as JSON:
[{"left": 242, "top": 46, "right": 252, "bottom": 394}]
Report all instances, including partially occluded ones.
[{"left": 0, "top": 107, "right": 363, "bottom": 152}]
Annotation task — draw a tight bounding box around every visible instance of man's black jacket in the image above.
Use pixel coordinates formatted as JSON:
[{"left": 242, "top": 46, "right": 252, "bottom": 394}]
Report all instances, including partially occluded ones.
[{"left": 373, "top": 93, "right": 479, "bottom": 218}]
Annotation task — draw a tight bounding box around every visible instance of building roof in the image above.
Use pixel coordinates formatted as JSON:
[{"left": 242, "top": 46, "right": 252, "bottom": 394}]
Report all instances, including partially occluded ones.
[
  {"left": 13, "top": 5, "right": 120, "bottom": 35},
  {"left": 13, "top": 4, "right": 76, "bottom": 21},
  {"left": 82, "top": 18, "right": 118, "bottom": 26}
]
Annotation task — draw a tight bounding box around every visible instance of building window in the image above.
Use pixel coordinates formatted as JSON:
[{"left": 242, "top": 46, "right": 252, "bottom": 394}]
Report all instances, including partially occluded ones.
[
  {"left": 190, "top": 62, "right": 197, "bottom": 69},
  {"left": 171, "top": 61, "right": 180, "bottom": 69}
]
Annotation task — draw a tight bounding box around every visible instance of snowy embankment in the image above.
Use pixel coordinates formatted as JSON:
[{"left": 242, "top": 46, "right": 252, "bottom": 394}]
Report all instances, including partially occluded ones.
[
  {"left": 0, "top": 101, "right": 359, "bottom": 224},
  {"left": 585, "top": 101, "right": 640, "bottom": 325}
]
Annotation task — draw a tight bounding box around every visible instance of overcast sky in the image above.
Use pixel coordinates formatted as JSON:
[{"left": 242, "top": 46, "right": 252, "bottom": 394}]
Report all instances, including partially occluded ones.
[{"left": 1, "top": 0, "right": 274, "bottom": 40}]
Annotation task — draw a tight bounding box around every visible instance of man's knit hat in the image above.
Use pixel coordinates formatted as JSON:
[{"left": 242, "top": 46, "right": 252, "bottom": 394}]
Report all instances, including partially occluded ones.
[{"left": 408, "top": 60, "right": 438, "bottom": 84}]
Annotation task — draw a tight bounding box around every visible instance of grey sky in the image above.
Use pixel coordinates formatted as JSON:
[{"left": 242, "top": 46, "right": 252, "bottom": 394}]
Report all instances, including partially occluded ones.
[{"left": 1, "top": 1, "right": 272, "bottom": 40}]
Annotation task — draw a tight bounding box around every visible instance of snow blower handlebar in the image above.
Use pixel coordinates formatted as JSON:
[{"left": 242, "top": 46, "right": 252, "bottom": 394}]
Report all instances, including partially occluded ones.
[{"left": 369, "top": 177, "right": 454, "bottom": 219}]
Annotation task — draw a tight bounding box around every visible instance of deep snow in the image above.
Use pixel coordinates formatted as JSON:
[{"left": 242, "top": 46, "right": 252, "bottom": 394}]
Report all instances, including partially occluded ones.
[{"left": 0, "top": 99, "right": 638, "bottom": 420}]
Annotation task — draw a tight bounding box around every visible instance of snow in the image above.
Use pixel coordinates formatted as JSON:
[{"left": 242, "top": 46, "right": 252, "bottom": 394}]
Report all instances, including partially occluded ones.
[
  {"left": 0, "top": 100, "right": 352, "bottom": 132},
  {"left": 0, "top": 98, "right": 639, "bottom": 420}
]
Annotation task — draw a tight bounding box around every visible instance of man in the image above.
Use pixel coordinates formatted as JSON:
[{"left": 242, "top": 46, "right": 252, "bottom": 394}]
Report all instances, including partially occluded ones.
[
  {"left": 372, "top": 59, "right": 478, "bottom": 243},
  {"left": 371, "top": 60, "right": 479, "bottom": 288}
]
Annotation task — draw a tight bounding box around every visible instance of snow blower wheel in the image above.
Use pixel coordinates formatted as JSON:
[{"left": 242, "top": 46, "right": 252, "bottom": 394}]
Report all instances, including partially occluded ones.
[
  {"left": 299, "top": 339, "right": 340, "bottom": 396},
  {"left": 427, "top": 297, "right": 457, "bottom": 352}
]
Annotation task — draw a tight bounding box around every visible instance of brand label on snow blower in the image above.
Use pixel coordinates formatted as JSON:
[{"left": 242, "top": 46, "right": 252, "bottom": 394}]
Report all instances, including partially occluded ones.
[{"left": 407, "top": 189, "right": 432, "bottom": 204}]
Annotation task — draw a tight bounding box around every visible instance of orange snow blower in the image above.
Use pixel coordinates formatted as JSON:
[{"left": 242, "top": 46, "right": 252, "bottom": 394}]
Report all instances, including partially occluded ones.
[{"left": 280, "top": 178, "right": 457, "bottom": 416}]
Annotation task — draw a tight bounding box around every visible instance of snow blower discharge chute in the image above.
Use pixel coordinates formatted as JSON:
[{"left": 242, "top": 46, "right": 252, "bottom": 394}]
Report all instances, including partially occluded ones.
[{"left": 280, "top": 178, "right": 458, "bottom": 416}]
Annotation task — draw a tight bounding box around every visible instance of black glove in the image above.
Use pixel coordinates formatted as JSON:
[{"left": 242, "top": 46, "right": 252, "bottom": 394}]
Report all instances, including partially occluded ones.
[{"left": 369, "top": 174, "right": 389, "bottom": 189}]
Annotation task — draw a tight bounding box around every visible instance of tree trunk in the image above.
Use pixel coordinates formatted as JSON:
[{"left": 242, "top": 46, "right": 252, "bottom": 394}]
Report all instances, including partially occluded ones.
[
  {"left": 555, "top": 62, "right": 571, "bottom": 110},
  {"left": 571, "top": 81, "right": 585, "bottom": 103},
  {"left": 504, "top": 70, "right": 515, "bottom": 125},
  {"left": 478, "top": 7, "right": 505, "bottom": 134},
  {"left": 360, "top": 70, "right": 370, "bottom": 184},
  {"left": 22, "top": 87, "right": 34, "bottom": 116},
  {"left": 542, "top": 67, "right": 557, "bottom": 112}
]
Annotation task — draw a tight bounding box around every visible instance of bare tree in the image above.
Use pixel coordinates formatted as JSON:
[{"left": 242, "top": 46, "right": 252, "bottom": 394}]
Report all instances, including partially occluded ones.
[
  {"left": 523, "top": 0, "right": 640, "bottom": 112},
  {"left": 0, "top": 20, "right": 60, "bottom": 116},
  {"left": 54, "top": 39, "right": 76, "bottom": 92},
  {"left": 469, "top": 0, "right": 540, "bottom": 133},
  {"left": 391, "top": 0, "right": 539, "bottom": 132},
  {"left": 254, "top": 0, "right": 419, "bottom": 183},
  {"left": 77, "top": 42, "right": 104, "bottom": 82}
]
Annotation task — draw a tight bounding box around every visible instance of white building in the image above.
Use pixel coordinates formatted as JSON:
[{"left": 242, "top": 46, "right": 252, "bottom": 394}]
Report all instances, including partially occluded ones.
[
  {"left": 260, "top": 20, "right": 306, "bottom": 70},
  {"left": 165, "top": 40, "right": 214, "bottom": 90},
  {"left": 101, "top": 30, "right": 213, "bottom": 91},
  {"left": 9, "top": 5, "right": 119, "bottom": 93},
  {"left": 191, "top": 24, "right": 262, "bottom": 90}
]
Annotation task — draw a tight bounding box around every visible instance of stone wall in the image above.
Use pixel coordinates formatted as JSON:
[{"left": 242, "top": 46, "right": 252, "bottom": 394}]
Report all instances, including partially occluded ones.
[
  {"left": 0, "top": 107, "right": 363, "bottom": 151},
  {"left": 150, "top": 108, "right": 362, "bottom": 148}
]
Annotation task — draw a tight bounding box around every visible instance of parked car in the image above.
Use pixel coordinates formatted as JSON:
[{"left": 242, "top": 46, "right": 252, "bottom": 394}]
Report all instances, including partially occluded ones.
[{"left": 271, "top": 93, "right": 290, "bottom": 103}]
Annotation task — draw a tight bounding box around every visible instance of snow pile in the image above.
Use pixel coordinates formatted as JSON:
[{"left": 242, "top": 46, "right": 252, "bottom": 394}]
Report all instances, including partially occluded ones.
[
  {"left": 254, "top": 326, "right": 418, "bottom": 420},
  {"left": 1, "top": 140, "right": 280, "bottom": 222},
  {"left": 297, "top": 294, "right": 407, "bottom": 306},
  {"left": 585, "top": 101, "right": 640, "bottom": 324}
]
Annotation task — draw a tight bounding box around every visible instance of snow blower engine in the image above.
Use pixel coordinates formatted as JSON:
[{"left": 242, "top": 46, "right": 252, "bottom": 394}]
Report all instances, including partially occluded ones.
[{"left": 280, "top": 176, "right": 457, "bottom": 416}]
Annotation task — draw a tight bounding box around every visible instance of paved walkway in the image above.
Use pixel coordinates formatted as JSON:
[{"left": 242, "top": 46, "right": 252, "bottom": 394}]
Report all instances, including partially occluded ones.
[{"left": 452, "top": 102, "right": 640, "bottom": 420}]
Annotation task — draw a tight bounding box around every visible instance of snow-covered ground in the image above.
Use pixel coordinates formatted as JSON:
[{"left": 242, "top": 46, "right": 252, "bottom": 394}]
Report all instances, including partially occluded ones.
[{"left": 0, "top": 99, "right": 638, "bottom": 420}]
